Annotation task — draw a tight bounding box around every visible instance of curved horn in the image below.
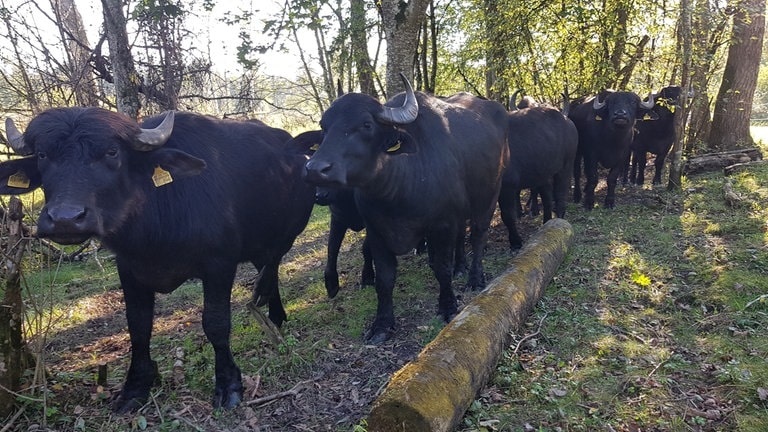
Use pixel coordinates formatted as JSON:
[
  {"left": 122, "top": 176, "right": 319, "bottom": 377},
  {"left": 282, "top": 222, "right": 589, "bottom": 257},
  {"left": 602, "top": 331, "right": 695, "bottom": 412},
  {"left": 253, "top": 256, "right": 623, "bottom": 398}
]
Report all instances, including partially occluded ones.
[
  {"left": 134, "top": 111, "right": 175, "bottom": 151},
  {"left": 592, "top": 94, "right": 606, "bottom": 110},
  {"left": 509, "top": 89, "right": 523, "bottom": 111},
  {"left": 376, "top": 73, "right": 418, "bottom": 125},
  {"left": 640, "top": 92, "right": 656, "bottom": 109},
  {"left": 4, "top": 118, "right": 33, "bottom": 155}
]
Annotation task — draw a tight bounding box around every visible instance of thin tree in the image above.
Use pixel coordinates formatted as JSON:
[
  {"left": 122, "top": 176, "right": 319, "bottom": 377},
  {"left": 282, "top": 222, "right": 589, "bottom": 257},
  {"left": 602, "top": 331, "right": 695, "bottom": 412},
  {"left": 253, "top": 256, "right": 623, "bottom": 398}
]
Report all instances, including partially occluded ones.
[
  {"left": 101, "top": 0, "right": 141, "bottom": 119},
  {"left": 709, "top": 0, "right": 767, "bottom": 150},
  {"left": 380, "top": 0, "right": 430, "bottom": 97}
]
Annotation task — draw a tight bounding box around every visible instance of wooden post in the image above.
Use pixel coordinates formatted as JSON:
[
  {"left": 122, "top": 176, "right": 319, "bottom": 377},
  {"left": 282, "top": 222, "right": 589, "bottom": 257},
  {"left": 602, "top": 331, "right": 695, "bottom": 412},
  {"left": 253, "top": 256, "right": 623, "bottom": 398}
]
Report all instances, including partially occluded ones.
[
  {"left": 0, "top": 197, "right": 30, "bottom": 417},
  {"left": 367, "top": 218, "right": 574, "bottom": 432}
]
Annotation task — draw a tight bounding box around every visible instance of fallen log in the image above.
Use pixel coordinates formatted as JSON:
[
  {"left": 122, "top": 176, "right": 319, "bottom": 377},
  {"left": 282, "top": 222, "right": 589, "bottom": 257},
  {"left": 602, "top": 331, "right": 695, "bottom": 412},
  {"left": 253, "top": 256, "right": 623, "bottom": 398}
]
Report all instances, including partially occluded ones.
[
  {"left": 367, "top": 218, "right": 574, "bottom": 432},
  {"left": 685, "top": 147, "right": 763, "bottom": 175},
  {"left": 723, "top": 159, "right": 768, "bottom": 176}
]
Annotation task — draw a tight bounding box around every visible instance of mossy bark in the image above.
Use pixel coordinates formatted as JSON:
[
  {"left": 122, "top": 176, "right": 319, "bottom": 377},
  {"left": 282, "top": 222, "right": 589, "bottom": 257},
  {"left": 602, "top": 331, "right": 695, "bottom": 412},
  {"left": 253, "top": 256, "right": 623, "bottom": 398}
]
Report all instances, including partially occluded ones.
[{"left": 368, "top": 218, "right": 574, "bottom": 432}]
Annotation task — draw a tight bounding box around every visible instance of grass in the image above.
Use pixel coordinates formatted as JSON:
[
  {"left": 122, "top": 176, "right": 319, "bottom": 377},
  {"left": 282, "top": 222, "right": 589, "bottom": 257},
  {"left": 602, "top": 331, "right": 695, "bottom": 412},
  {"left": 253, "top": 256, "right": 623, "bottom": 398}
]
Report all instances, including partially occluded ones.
[
  {"left": 459, "top": 162, "right": 768, "bottom": 431},
  {"left": 3, "top": 146, "right": 768, "bottom": 431}
]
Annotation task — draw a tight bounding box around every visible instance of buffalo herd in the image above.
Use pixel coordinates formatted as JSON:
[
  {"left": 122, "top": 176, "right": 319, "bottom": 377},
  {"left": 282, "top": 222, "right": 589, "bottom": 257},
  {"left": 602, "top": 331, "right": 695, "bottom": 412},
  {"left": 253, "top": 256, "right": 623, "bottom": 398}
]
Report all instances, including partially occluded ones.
[{"left": 0, "top": 76, "right": 681, "bottom": 411}]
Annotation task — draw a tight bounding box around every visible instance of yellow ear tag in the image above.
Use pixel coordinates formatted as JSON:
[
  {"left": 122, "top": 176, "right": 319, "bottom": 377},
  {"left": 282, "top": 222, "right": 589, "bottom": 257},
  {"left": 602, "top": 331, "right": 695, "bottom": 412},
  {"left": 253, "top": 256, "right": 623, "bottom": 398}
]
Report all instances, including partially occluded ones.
[
  {"left": 595, "top": 115, "right": 603, "bottom": 121},
  {"left": 7, "top": 170, "right": 30, "bottom": 189},
  {"left": 310, "top": 144, "right": 319, "bottom": 151},
  {"left": 152, "top": 165, "right": 173, "bottom": 187},
  {"left": 643, "top": 113, "right": 652, "bottom": 120},
  {"left": 669, "top": 105, "right": 676, "bottom": 113},
  {"left": 386, "top": 141, "right": 401, "bottom": 153}
]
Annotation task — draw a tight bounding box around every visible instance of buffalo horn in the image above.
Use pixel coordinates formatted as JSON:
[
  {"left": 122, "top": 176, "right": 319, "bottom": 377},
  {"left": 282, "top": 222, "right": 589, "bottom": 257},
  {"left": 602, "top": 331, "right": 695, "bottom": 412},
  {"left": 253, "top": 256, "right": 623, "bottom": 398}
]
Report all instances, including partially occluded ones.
[
  {"left": 640, "top": 93, "right": 656, "bottom": 109},
  {"left": 592, "top": 94, "right": 606, "bottom": 110},
  {"left": 134, "top": 111, "right": 175, "bottom": 151},
  {"left": 509, "top": 89, "right": 523, "bottom": 111},
  {"left": 4, "top": 118, "right": 33, "bottom": 155},
  {"left": 376, "top": 73, "right": 419, "bottom": 125}
]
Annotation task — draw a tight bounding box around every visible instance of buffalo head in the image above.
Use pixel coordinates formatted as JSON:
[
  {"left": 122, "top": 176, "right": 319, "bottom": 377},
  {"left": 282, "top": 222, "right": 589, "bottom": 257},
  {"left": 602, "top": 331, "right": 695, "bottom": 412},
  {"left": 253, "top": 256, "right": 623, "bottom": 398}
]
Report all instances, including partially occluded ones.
[
  {"left": 591, "top": 90, "right": 657, "bottom": 127},
  {"left": 0, "top": 108, "right": 205, "bottom": 244},
  {"left": 304, "top": 73, "right": 419, "bottom": 188}
]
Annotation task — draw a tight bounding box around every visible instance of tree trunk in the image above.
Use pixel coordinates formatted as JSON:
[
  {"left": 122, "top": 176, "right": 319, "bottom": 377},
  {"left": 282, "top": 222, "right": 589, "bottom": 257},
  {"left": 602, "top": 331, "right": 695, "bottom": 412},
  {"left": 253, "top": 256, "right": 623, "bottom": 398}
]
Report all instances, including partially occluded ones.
[
  {"left": 483, "top": 0, "right": 507, "bottom": 101},
  {"left": 0, "top": 197, "right": 30, "bottom": 417},
  {"left": 380, "top": 0, "right": 430, "bottom": 98},
  {"left": 669, "top": 0, "right": 693, "bottom": 190},
  {"left": 101, "top": 0, "right": 141, "bottom": 119},
  {"left": 52, "top": 0, "right": 99, "bottom": 106},
  {"left": 708, "top": 0, "right": 766, "bottom": 150},
  {"left": 350, "top": 0, "right": 378, "bottom": 98},
  {"left": 368, "top": 219, "right": 574, "bottom": 432}
]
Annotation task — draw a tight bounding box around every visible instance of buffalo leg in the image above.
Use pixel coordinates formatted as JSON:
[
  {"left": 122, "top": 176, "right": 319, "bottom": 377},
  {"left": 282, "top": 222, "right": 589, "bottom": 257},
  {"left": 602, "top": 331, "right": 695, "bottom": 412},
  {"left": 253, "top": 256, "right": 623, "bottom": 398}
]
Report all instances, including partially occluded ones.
[
  {"left": 112, "top": 268, "right": 158, "bottom": 413},
  {"left": 453, "top": 227, "right": 467, "bottom": 277},
  {"left": 573, "top": 153, "right": 583, "bottom": 203},
  {"left": 467, "top": 197, "right": 496, "bottom": 289},
  {"left": 498, "top": 186, "right": 523, "bottom": 250},
  {"left": 582, "top": 157, "right": 599, "bottom": 210},
  {"left": 365, "top": 232, "right": 398, "bottom": 344},
  {"left": 635, "top": 150, "right": 649, "bottom": 185},
  {"left": 553, "top": 169, "right": 571, "bottom": 219},
  {"left": 538, "top": 184, "right": 554, "bottom": 223},
  {"left": 652, "top": 151, "right": 666, "bottom": 185},
  {"left": 202, "top": 262, "right": 243, "bottom": 410},
  {"left": 604, "top": 165, "right": 622, "bottom": 209},
  {"left": 324, "top": 216, "right": 348, "bottom": 298},
  {"left": 426, "top": 227, "right": 459, "bottom": 322},
  {"left": 251, "top": 259, "right": 287, "bottom": 327},
  {"left": 360, "top": 236, "right": 375, "bottom": 286}
]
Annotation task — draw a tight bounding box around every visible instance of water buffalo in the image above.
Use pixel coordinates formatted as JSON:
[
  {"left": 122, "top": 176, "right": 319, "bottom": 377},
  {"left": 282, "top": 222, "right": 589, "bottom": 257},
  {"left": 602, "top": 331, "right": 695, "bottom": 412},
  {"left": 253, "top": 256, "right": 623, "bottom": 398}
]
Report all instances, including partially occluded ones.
[
  {"left": 0, "top": 108, "right": 315, "bottom": 412},
  {"left": 499, "top": 105, "right": 578, "bottom": 249},
  {"left": 303, "top": 74, "right": 509, "bottom": 344},
  {"left": 625, "top": 85, "right": 682, "bottom": 185},
  {"left": 569, "top": 90, "right": 657, "bottom": 209}
]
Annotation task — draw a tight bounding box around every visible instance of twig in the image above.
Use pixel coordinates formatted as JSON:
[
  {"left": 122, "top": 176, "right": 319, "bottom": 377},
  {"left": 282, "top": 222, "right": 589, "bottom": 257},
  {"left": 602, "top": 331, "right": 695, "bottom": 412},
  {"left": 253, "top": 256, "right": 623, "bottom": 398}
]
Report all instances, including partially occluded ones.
[
  {"left": 244, "top": 379, "right": 312, "bottom": 407},
  {"left": 744, "top": 294, "right": 768, "bottom": 309},
  {"left": 513, "top": 312, "right": 549, "bottom": 354},
  {"left": 0, "top": 405, "right": 26, "bottom": 432},
  {"left": 647, "top": 357, "right": 670, "bottom": 378}
]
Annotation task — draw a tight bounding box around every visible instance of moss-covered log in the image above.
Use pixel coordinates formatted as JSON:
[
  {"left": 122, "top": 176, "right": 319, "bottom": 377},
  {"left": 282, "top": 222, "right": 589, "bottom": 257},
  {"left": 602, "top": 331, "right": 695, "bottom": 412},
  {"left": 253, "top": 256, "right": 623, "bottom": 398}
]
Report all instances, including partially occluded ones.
[{"left": 367, "top": 218, "right": 574, "bottom": 432}]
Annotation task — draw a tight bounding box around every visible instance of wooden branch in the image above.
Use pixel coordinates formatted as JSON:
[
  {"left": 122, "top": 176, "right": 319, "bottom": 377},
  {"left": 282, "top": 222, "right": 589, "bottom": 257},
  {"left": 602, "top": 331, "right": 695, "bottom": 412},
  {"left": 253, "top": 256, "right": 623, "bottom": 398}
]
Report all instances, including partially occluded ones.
[
  {"left": 368, "top": 218, "right": 574, "bottom": 432},
  {"left": 685, "top": 147, "right": 763, "bottom": 175},
  {"left": 724, "top": 159, "right": 768, "bottom": 176},
  {"left": 243, "top": 380, "right": 312, "bottom": 407}
]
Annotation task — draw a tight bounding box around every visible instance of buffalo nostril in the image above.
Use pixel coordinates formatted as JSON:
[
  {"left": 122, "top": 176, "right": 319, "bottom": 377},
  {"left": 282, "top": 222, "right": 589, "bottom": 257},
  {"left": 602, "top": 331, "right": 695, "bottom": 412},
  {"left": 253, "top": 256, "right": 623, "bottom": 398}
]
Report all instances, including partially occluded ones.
[{"left": 47, "top": 205, "right": 88, "bottom": 224}]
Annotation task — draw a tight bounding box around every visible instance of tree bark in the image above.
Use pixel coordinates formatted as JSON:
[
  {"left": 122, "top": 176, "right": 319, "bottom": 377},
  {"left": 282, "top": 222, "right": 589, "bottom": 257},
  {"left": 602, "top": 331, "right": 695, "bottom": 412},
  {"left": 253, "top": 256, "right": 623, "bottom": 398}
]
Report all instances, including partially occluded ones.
[
  {"left": 708, "top": 0, "right": 766, "bottom": 150},
  {"left": 0, "top": 197, "right": 30, "bottom": 417},
  {"left": 101, "top": 0, "right": 141, "bottom": 119},
  {"left": 350, "top": 0, "right": 378, "bottom": 98},
  {"left": 52, "top": 0, "right": 100, "bottom": 106},
  {"left": 368, "top": 218, "right": 574, "bottom": 432},
  {"left": 669, "top": 0, "right": 693, "bottom": 190},
  {"left": 380, "top": 0, "right": 430, "bottom": 98}
]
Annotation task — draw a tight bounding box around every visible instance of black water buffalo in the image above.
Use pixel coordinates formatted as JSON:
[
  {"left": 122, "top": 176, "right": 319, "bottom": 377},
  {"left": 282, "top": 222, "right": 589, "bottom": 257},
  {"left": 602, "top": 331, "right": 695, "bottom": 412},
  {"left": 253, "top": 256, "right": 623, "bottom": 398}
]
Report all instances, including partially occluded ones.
[
  {"left": 0, "top": 108, "right": 315, "bottom": 412},
  {"left": 498, "top": 105, "right": 578, "bottom": 249},
  {"left": 303, "top": 74, "right": 509, "bottom": 344},
  {"left": 624, "top": 86, "right": 682, "bottom": 185},
  {"left": 569, "top": 90, "right": 656, "bottom": 209},
  {"left": 286, "top": 130, "right": 375, "bottom": 299}
]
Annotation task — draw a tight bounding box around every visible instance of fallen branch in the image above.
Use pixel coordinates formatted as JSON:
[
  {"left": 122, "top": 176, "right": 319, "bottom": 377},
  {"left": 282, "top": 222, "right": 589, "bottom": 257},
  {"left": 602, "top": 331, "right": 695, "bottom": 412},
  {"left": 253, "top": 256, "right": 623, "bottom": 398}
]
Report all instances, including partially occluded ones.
[
  {"left": 368, "top": 218, "right": 574, "bottom": 432},
  {"left": 744, "top": 294, "right": 768, "bottom": 309},
  {"left": 513, "top": 312, "right": 548, "bottom": 355},
  {"left": 244, "top": 379, "right": 312, "bottom": 407},
  {"left": 724, "top": 159, "right": 768, "bottom": 176}
]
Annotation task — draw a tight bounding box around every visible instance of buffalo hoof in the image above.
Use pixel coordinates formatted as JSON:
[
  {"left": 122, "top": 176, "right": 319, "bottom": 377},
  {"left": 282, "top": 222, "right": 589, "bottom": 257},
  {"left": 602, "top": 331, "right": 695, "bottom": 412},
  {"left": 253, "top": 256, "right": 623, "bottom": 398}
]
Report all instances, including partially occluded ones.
[
  {"left": 213, "top": 384, "right": 243, "bottom": 410},
  {"left": 253, "top": 293, "right": 270, "bottom": 307},
  {"left": 364, "top": 326, "right": 394, "bottom": 345},
  {"left": 111, "top": 395, "right": 146, "bottom": 414},
  {"left": 324, "top": 275, "right": 340, "bottom": 299},
  {"left": 465, "top": 272, "right": 486, "bottom": 291},
  {"left": 438, "top": 305, "right": 458, "bottom": 323}
]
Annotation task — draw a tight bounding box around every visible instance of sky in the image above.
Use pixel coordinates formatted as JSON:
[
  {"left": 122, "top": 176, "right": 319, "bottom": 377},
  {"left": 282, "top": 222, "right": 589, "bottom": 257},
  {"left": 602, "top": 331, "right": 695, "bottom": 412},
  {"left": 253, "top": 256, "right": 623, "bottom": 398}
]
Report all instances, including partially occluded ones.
[{"left": 72, "top": 0, "right": 306, "bottom": 77}]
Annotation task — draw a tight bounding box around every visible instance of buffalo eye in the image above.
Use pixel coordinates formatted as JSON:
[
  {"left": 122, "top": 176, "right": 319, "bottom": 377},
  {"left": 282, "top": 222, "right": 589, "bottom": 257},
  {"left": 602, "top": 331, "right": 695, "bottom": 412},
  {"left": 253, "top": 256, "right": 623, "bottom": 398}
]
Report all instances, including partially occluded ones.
[
  {"left": 106, "top": 147, "right": 119, "bottom": 158},
  {"left": 362, "top": 121, "right": 372, "bottom": 130},
  {"left": 37, "top": 151, "right": 47, "bottom": 160}
]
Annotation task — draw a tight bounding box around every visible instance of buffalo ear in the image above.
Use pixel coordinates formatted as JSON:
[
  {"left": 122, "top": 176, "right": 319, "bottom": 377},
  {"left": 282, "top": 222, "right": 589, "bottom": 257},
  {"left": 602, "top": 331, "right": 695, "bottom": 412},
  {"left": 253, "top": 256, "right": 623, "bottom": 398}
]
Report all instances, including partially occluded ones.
[
  {"left": 286, "top": 130, "right": 323, "bottom": 156},
  {"left": 0, "top": 157, "right": 42, "bottom": 195},
  {"left": 147, "top": 148, "right": 206, "bottom": 181},
  {"left": 384, "top": 131, "right": 417, "bottom": 154}
]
